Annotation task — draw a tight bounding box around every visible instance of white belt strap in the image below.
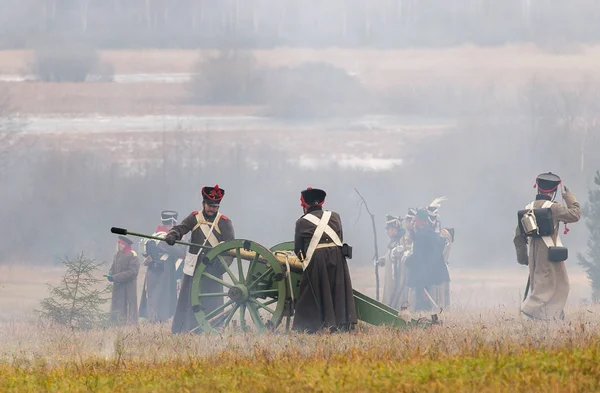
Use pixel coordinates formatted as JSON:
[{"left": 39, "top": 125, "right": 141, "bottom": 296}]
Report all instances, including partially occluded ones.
[
  {"left": 525, "top": 200, "right": 563, "bottom": 248},
  {"left": 194, "top": 213, "right": 221, "bottom": 247},
  {"left": 302, "top": 211, "right": 342, "bottom": 270},
  {"left": 315, "top": 243, "right": 338, "bottom": 250},
  {"left": 183, "top": 213, "right": 221, "bottom": 276},
  {"left": 303, "top": 212, "right": 343, "bottom": 246}
]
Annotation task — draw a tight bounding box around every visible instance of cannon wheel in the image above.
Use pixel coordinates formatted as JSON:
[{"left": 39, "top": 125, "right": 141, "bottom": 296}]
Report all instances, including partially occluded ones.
[
  {"left": 270, "top": 241, "right": 294, "bottom": 252},
  {"left": 190, "top": 239, "right": 287, "bottom": 334},
  {"left": 269, "top": 241, "right": 296, "bottom": 331}
]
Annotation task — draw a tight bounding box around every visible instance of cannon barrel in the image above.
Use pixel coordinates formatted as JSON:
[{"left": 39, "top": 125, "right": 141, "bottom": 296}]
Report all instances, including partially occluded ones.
[{"left": 225, "top": 248, "right": 304, "bottom": 273}]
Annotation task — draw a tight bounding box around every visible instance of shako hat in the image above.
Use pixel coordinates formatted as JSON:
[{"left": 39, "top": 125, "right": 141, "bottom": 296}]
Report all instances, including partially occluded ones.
[
  {"left": 202, "top": 184, "right": 225, "bottom": 206},
  {"left": 385, "top": 214, "right": 402, "bottom": 229},
  {"left": 300, "top": 187, "right": 326, "bottom": 208},
  {"left": 535, "top": 172, "right": 562, "bottom": 193},
  {"left": 118, "top": 236, "right": 133, "bottom": 245},
  {"left": 404, "top": 208, "right": 417, "bottom": 220},
  {"left": 161, "top": 210, "right": 178, "bottom": 223}
]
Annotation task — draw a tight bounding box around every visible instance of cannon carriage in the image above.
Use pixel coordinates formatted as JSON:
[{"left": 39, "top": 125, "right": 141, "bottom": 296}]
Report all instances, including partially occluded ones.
[
  {"left": 189, "top": 239, "right": 437, "bottom": 333},
  {"left": 113, "top": 227, "right": 438, "bottom": 333}
]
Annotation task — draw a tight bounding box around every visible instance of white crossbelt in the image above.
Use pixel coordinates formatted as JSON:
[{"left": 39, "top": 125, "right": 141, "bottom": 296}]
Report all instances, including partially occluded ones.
[
  {"left": 183, "top": 213, "right": 221, "bottom": 276},
  {"left": 302, "top": 211, "right": 343, "bottom": 270},
  {"left": 525, "top": 201, "right": 563, "bottom": 248}
]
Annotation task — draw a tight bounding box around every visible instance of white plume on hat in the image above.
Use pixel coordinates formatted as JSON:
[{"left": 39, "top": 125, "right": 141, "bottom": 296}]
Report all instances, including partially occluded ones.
[{"left": 426, "top": 196, "right": 448, "bottom": 217}]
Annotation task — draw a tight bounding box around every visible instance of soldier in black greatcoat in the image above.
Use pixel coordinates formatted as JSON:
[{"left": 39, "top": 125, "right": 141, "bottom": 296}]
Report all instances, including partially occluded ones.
[{"left": 292, "top": 187, "right": 357, "bottom": 333}]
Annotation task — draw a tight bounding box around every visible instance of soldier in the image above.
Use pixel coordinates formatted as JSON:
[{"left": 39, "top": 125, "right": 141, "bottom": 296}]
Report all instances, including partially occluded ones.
[
  {"left": 394, "top": 207, "right": 417, "bottom": 313},
  {"left": 106, "top": 235, "right": 141, "bottom": 325},
  {"left": 405, "top": 208, "right": 450, "bottom": 313},
  {"left": 377, "top": 215, "right": 408, "bottom": 309},
  {"left": 139, "top": 210, "right": 185, "bottom": 323},
  {"left": 165, "top": 184, "right": 235, "bottom": 334},
  {"left": 514, "top": 172, "right": 581, "bottom": 321},
  {"left": 424, "top": 197, "right": 453, "bottom": 309},
  {"left": 292, "top": 187, "right": 357, "bottom": 333}
]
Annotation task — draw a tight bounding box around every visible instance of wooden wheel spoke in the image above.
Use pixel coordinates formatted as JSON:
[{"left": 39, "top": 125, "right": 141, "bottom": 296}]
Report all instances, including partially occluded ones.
[
  {"left": 198, "top": 292, "right": 228, "bottom": 298},
  {"left": 218, "top": 256, "right": 239, "bottom": 284},
  {"left": 204, "top": 299, "right": 234, "bottom": 320},
  {"left": 223, "top": 304, "right": 239, "bottom": 327},
  {"left": 249, "top": 298, "right": 275, "bottom": 314},
  {"left": 248, "top": 267, "right": 273, "bottom": 290},
  {"left": 208, "top": 308, "right": 232, "bottom": 327},
  {"left": 250, "top": 289, "right": 279, "bottom": 296},
  {"left": 239, "top": 304, "right": 247, "bottom": 328},
  {"left": 202, "top": 272, "right": 234, "bottom": 288},
  {"left": 246, "top": 302, "right": 265, "bottom": 332},
  {"left": 246, "top": 253, "right": 260, "bottom": 281},
  {"left": 261, "top": 298, "right": 278, "bottom": 307},
  {"left": 236, "top": 248, "right": 245, "bottom": 284}
]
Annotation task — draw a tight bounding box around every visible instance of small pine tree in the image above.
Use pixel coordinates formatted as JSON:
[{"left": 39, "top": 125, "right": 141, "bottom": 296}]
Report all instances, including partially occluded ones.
[
  {"left": 38, "top": 252, "right": 112, "bottom": 330},
  {"left": 578, "top": 170, "right": 600, "bottom": 302}
]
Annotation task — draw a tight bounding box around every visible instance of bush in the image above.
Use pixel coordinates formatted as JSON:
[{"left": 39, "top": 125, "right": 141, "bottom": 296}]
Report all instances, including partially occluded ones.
[
  {"left": 263, "top": 62, "right": 369, "bottom": 119},
  {"left": 186, "top": 50, "right": 268, "bottom": 105},
  {"left": 31, "top": 39, "right": 104, "bottom": 82}
]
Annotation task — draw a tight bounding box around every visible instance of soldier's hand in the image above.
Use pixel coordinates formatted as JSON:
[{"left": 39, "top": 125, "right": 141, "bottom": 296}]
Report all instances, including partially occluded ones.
[
  {"left": 374, "top": 257, "right": 385, "bottom": 267},
  {"left": 165, "top": 233, "right": 177, "bottom": 246}
]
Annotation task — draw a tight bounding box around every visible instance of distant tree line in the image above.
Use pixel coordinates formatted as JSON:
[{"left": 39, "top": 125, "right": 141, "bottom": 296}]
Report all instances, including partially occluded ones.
[{"left": 1, "top": 0, "right": 599, "bottom": 49}]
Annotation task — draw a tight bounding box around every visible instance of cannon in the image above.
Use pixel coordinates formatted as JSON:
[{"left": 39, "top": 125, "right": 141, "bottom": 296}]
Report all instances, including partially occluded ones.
[{"left": 111, "top": 228, "right": 439, "bottom": 333}]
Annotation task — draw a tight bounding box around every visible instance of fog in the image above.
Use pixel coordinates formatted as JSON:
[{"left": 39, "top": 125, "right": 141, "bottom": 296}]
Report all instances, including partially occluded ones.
[{"left": 1, "top": 1, "right": 600, "bottom": 305}]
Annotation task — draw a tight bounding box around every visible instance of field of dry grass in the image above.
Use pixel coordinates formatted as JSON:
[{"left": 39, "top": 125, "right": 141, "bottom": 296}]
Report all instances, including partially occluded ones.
[
  {"left": 3, "top": 44, "right": 600, "bottom": 84},
  {"left": 0, "top": 262, "right": 597, "bottom": 391},
  {"left": 1, "top": 301, "right": 599, "bottom": 391},
  {"left": 3, "top": 44, "right": 600, "bottom": 116},
  {"left": 2, "top": 82, "right": 263, "bottom": 116}
]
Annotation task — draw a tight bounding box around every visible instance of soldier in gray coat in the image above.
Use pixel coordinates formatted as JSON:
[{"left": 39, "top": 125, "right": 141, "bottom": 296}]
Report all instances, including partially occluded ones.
[
  {"left": 514, "top": 172, "right": 581, "bottom": 320},
  {"left": 107, "top": 236, "right": 140, "bottom": 325}
]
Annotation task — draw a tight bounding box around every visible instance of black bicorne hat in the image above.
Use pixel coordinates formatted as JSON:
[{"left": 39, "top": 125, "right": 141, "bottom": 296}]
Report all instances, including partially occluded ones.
[
  {"left": 118, "top": 235, "right": 133, "bottom": 245},
  {"left": 300, "top": 187, "right": 326, "bottom": 207},
  {"left": 535, "top": 172, "right": 561, "bottom": 193},
  {"left": 161, "top": 210, "right": 178, "bottom": 222},
  {"left": 202, "top": 184, "right": 225, "bottom": 205}
]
